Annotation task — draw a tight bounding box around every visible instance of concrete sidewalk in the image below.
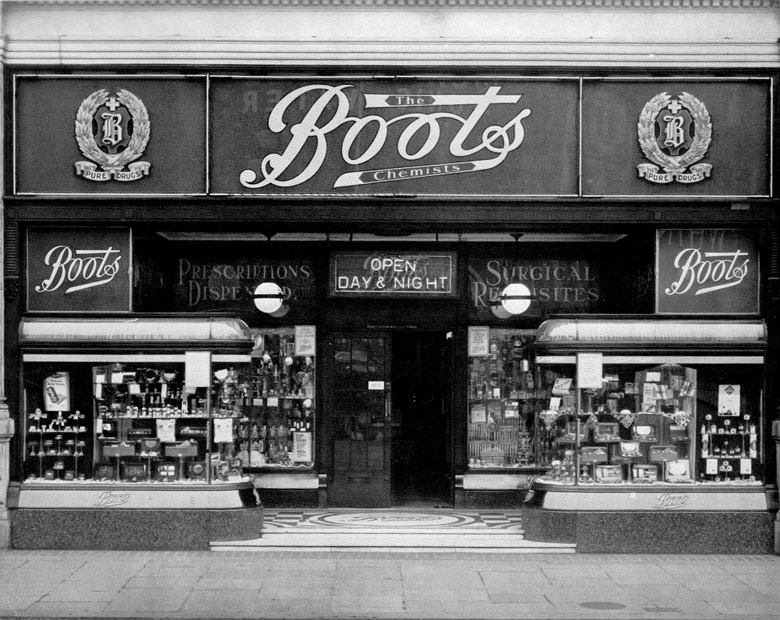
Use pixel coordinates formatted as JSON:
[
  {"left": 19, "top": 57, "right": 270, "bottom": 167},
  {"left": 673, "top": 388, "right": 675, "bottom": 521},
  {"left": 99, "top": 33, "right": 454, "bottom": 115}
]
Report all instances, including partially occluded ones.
[{"left": 1, "top": 549, "right": 778, "bottom": 620}]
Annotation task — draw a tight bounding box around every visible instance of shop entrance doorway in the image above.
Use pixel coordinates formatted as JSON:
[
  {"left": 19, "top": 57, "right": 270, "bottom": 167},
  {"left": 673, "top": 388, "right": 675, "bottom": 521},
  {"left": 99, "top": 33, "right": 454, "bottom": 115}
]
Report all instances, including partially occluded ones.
[{"left": 326, "top": 331, "right": 453, "bottom": 508}]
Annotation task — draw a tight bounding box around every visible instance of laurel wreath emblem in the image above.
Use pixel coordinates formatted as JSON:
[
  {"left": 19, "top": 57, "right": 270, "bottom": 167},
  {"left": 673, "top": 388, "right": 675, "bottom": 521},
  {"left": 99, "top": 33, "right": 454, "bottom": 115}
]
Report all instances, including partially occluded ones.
[
  {"left": 637, "top": 91, "right": 712, "bottom": 173},
  {"left": 75, "top": 89, "right": 150, "bottom": 171}
]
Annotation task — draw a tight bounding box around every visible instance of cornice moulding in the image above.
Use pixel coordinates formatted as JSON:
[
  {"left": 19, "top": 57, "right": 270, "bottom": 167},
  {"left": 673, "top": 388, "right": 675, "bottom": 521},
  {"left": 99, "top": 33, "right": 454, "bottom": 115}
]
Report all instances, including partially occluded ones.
[
  {"left": 4, "top": 39, "right": 779, "bottom": 67},
  {"left": 4, "top": 0, "right": 780, "bottom": 8}
]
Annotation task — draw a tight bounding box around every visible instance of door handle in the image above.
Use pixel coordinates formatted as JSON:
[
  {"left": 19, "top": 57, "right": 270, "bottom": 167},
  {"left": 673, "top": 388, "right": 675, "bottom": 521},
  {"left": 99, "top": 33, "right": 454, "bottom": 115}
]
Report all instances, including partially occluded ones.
[{"left": 384, "top": 381, "right": 392, "bottom": 419}]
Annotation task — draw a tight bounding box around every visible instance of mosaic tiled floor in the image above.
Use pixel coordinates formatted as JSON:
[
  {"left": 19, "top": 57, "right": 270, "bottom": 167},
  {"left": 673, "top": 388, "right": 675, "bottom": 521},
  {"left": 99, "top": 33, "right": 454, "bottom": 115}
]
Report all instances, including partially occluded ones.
[
  {"left": 213, "top": 509, "right": 576, "bottom": 552},
  {"left": 262, "top": 509, "right": 524, "bottom": 532}
]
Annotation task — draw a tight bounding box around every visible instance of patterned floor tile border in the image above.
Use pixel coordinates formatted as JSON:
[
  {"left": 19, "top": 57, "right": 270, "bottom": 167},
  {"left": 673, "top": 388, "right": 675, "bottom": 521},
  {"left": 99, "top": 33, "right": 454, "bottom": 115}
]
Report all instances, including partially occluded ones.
[{"left": 262, "top": 509, "right": 524, "bottom": 531}]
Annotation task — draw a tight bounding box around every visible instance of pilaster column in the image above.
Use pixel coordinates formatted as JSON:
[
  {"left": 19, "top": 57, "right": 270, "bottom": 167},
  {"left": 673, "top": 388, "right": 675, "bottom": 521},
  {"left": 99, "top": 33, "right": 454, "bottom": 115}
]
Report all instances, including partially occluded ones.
[{"left": 0, "top": 26, "right": 14, "bottom": 548}]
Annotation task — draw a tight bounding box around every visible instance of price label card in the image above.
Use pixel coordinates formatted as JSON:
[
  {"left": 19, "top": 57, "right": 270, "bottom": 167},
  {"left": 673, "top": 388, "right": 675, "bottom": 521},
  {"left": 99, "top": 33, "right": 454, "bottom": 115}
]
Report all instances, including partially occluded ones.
[
  {"left": 718, "top": 384, "right": 741, "bottom": 416},
  {"left": 577, "top": 353, "right": 603, "bottom": 389},
  {"left": 468, "top": 327, "right": 489, "bottom": 357},
  {"left": 213, "top": 418, "right": 234, "bottom": 443},
  {"left": 44, "top": 372, "right": 71, "bottom": 412},
  {"left": 295, "top": 325, "right": 316, "bottom": 356},
  {"left": 705, "top": 459, "right": 718, "bottom": 475},
  {"left": 185, "top": 351, "right": 212, "bottom": 388},
  {"left": 292, "top": 432, "right": 312, "bottom": 462},
  {"left": 156, "top": 419, "right": 176, "bottom": 443},
  {"left": 740, "top": 458, "right": 752, "bottom": 475},
  {"left": 552, "top": 378, "right": 573, "bottom": 396}
]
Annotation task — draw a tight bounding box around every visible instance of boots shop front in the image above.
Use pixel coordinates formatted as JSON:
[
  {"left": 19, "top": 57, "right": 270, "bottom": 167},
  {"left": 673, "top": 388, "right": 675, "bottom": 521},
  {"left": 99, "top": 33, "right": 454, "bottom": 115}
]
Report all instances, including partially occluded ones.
[{"left": 6, "top": 73, "right": 777, "bottom": 551}]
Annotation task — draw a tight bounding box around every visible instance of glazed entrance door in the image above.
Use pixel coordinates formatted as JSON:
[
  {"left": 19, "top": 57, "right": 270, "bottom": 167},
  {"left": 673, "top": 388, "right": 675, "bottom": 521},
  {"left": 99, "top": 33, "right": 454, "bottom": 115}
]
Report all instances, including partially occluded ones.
[{"left": 328, "top": 334, "right": 393, "bottom": 507}]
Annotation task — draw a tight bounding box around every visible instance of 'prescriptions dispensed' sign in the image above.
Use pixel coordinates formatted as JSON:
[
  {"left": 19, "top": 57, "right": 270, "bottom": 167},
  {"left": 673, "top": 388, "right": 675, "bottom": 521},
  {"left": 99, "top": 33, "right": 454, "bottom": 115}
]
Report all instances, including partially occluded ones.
[
  {"left": 330, "top": 252, "right": 457, "bottom": 297},
  {"left": 656, "top": 229, "right": 759, "bottom": 315}
]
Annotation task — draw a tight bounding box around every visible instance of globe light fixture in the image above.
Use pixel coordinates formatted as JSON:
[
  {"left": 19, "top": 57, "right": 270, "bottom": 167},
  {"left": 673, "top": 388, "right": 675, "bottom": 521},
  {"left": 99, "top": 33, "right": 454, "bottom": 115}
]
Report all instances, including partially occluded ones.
[
  {"left": 253, "top": 282, "right": 284, "bottom": 314},
  {"left": 500, "top": 283, "right": 533, "bottom": 315}
]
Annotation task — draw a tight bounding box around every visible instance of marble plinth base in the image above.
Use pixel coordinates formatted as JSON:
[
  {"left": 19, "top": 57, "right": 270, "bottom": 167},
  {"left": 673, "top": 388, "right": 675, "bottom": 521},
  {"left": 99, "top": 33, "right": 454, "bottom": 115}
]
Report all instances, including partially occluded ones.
[
  {"left": 11, "top": 506, "right": 263, "bottom": 550},
  {"left": 257, "top": 489, "right": 320, "bottom": 508},
  {"left": 454, "top": 490, "right": 528, "bottom": 509},
  {"left": 523, "top": 505, "right": 774, "bottom": 554}
]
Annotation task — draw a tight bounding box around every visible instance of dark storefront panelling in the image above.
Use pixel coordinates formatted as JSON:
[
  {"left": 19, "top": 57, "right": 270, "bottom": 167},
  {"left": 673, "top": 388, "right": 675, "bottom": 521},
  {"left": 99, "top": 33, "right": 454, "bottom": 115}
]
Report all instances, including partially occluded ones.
[
  {"left": 14, "top": 76, "right": 207, "bottom": 195},
  {"left": 582, "top": 79, "right": 772, "bottom": 198}
]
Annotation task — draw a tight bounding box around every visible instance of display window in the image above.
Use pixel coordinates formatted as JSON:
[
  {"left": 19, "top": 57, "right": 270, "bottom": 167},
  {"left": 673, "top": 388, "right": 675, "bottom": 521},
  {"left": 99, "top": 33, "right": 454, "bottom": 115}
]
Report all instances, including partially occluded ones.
[
  {"left": 467, "top": 329, "right": 543, "bottom": 469},
  {"left": 236, "top": 328, "right": 316, "bottom": 469},
  {"left": 531, "top": 318, "right": 766, "bottom": 487},
  {"left": 534, "top": 363, "right": 762, "bottom": 485},
  {"left": 22, "top": 360, "right": 245, "bottom": 484},
  {"left": 19, "top": 319, "right": 317, "bottom": 485},
  {"left": 467, "top": 322, "right": 765, "bottom": 485}
]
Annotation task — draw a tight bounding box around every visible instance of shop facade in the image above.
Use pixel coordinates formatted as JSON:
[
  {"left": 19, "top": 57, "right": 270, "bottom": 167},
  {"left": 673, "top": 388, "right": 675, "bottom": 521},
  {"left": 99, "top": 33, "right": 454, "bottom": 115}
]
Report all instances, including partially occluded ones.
[{"left": 1, "top": 1, "right": 779, "bottom": 552}]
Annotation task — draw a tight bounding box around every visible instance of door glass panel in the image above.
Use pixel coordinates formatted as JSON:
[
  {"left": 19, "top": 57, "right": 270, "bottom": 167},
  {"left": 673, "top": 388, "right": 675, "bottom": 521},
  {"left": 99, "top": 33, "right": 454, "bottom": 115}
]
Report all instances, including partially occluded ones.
[
  {"left": 367, "top": 337, "right": 386, "bottom": 380},
  {"left": 329, "top": 333, "right": 392, "bottom": 507}
]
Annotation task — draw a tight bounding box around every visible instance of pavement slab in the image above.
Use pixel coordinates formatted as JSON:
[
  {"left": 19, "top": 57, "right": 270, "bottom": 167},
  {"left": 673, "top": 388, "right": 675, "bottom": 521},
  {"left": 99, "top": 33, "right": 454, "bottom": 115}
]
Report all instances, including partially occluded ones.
[{"left": 0, "top": 550, "right": 778, "bottom": 619}]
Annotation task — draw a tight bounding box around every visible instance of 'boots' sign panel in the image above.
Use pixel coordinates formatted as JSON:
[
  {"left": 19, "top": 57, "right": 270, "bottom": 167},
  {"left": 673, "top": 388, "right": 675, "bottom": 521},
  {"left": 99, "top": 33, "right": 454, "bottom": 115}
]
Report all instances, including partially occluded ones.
[
  {"left": 27, "top": 228, "right": 132, "bottom": 313},
  {"left": 656, "top": 229, "right": 759, "bottom": 315},
  {"left": 209, "top": 78, "right": 580, "bottom": 196}
]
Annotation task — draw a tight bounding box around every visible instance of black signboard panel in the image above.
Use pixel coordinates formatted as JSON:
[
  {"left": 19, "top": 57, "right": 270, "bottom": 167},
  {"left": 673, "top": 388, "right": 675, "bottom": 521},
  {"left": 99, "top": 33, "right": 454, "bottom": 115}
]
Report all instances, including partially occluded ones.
[
  {"left": 133, "top": 243, "right": 317, "bottom": 324},
  {"left": 656, "top": 229, "right": 759, "bottom": 315},
  {"left": 582, "top": 79, "right": 771, "bottom": 197},
  {"left": 467, "top": 242, "right": 655, "bottom": 322},
  {"left": 210, "top": 78, "right": 579, "bottom": 196},
  {"left": 468, "top": 253, "right": 605, "bottom": 321},
  {"left": 27, "top": 228, "right": 132, "bottom": 313},
  {"left": 330, "top": 252, "right": 457, "bottom": 297},
  {"left": 15, "top": 76, "right": 207, "bottom": 195}
]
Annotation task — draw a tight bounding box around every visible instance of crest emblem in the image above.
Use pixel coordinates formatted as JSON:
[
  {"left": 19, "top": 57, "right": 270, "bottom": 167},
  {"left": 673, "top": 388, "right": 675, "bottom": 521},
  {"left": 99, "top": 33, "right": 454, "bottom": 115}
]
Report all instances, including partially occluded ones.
[
  {"left": 637, "top": 92, "right": 712, "bottom": 184},
  {"left": 74, "top": 89, "right": 151, "bottom": 182}
]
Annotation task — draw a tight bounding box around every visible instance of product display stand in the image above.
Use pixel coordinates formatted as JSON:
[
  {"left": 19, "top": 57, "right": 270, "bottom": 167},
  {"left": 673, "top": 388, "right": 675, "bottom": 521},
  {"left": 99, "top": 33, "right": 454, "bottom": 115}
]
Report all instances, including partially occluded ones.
[
  {"left": 142, "top": 454, "right": 155, "bottom": 482},
  {"left": 165, "top": 443, "right": 198, "bottom": 482},
  {"left": 103, "top": 444, "right": 136, "bottom": 482}
]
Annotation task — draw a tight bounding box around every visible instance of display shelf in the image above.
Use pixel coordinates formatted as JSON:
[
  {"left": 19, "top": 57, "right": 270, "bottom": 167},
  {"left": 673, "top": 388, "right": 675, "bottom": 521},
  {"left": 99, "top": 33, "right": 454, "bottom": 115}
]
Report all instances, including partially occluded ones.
[
  {"left": 232, "top": 331, "right": 316, "bottom": 468},
  {"left": 467, "top": 330, "right": 543, "bottom": 469}
]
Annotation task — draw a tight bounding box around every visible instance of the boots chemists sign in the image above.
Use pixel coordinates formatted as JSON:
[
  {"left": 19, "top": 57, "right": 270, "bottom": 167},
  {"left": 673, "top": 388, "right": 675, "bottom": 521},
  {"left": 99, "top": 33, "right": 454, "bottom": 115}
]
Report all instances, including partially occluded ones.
[
  {"left": 656, "top": 229, "right": 759, "bottom": 315},
  {"left": 210, "top": 78, "right": 580, "bottom": 196}
]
